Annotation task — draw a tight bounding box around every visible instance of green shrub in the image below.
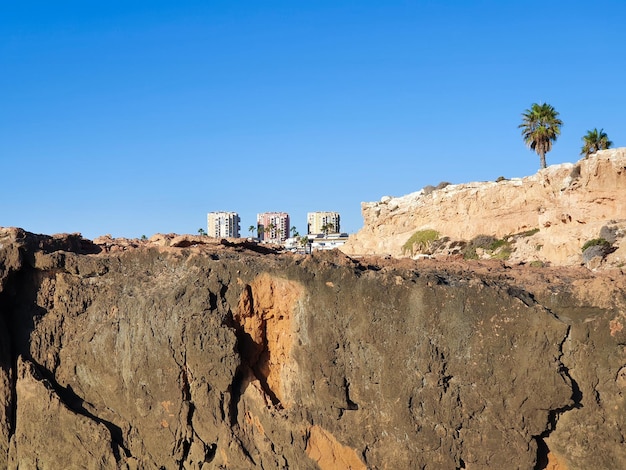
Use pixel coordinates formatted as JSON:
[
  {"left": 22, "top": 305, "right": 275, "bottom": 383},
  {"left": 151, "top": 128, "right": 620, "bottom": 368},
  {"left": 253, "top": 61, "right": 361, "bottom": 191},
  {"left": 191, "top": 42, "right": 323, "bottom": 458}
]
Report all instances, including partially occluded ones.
[
  {"left": 463, "top": 235, "right": 494, "bottom": 259},
  {"left": 470, "top": 235, "right": 498, "bottom": 249},
  {"left": 518, "top": 228, "right": 540, "bottom": 237},
  {"left": 581, "top": 238, "right": 613, "bottom": 264},
  {"left": 402, "top": 229, "right": 440, "bottom": 256},
  {"left": 463, "top": 234, "right": 513, "bottom": 260},
  {"left": 463, "top": 246, "right": 478, "bottom": 260},
  {"left": 529, "top": 260, "right": 545, "bottom": 268},
  {"left": 491, "top": 245, "right": 513, "bottom": 260},
  {"left": 496, "top": 176, "right": 507, "bottom": 182},
  {"left": 489, "top": 239, "right": 508, "bottom": 250},
  {"left": 505, "top": 228, "right": 540, "bottom": 241},
  {"left": 581, "top": 238, "right": 610, "bottom": 253}
]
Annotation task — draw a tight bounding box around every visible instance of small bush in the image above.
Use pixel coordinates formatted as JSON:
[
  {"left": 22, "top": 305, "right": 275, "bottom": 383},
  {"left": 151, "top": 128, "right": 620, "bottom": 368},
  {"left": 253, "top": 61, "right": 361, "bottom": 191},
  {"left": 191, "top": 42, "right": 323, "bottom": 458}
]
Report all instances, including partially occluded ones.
[
  {"left": 436, "top": 181, "right": 451, "bottom": 190},
  {"left": 569, "top": 164, "right": 581, "bottom": 180},
  {"left": 505, "top": 228, "right": 540, "bottom": 241},
  {"left": 470, "top": 235, "right": 498, "bottom": 249},
  {"left": 492, "top": 246, "right": 513, "bottom": 260},
  {"left": 529, "top": 260, "right": 545, "bottom": 268},
  {"left": 581, "top": 238, "right": 610, "bottom": 253},
  {"left": 581, "top": 238, "right": 612, "bottom": 264},
  {"left": 518, "top": 228, "right": 540, "bottom": 238},
  {"left": 463, "top": 246, "right": 478, "bottom": 260},
  {"left": 463, "top": 235, "right": 513, "bottom": 260},
  {"left": 489, "top": 239, "right": 508, "bottom": 250},
  {"left": 402, "top": 229, "right": 440, "bottom": 256},
  {"left": 463, "top": 235, "right": 492, "bottom": 259},
  {"left": 422, "top": 185, "right": 436, "bottom": 196},
  {"left": 496, "top": 176, "right": 507, "bottom": 182},
  {"left": 463, "top": 235, "right": 495, "bottom": 259}
]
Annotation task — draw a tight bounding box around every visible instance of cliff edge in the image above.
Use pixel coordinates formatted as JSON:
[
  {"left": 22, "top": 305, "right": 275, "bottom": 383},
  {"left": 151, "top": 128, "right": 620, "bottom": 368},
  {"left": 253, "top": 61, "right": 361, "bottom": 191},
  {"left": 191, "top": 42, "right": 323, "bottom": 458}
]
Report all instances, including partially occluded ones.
[
  {"left": 342, "top": 148, "right": 626, "bottom": 267},
  {"left": 1, "top": 228, "right": 625, "bottom": 468}
]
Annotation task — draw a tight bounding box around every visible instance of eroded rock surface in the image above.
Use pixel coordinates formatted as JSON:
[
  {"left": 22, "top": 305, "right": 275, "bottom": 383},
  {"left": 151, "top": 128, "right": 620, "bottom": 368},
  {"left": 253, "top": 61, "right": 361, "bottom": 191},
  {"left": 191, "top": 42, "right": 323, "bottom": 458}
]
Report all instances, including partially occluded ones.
[
  {"left": 0, "top": 227, "right": 625, "bottom": 469},
  {"left": 342, "top": 148, "right": 626, "bottom": 267}
]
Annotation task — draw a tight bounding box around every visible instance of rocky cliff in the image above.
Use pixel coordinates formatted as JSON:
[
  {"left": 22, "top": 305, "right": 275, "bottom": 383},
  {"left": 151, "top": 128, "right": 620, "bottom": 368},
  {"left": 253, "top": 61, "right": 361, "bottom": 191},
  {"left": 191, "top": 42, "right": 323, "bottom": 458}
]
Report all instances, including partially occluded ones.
[
  {"left": 342, "top": 148, "right": 626, "bottom": 267},
  {"left": 1, "top": 228, "right": 625, "bottom": 469}
]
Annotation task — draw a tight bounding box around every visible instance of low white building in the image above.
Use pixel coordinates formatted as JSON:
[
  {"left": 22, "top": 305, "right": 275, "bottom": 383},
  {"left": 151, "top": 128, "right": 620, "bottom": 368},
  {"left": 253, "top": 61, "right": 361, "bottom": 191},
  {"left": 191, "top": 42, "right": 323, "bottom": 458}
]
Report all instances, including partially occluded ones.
[{"left": 308, "top": 233, "right": 350, "bottom": 251}]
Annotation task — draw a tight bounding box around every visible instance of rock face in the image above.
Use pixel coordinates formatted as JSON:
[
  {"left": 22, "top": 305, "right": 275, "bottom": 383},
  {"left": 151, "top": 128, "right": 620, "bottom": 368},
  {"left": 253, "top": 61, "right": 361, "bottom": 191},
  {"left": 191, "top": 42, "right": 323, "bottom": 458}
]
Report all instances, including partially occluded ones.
[
  {"left": 342, "top": 148, "right": 626, "bottom": 267},
  {"left": 1, "top": 228, "right": 625, "bottom": 469}
]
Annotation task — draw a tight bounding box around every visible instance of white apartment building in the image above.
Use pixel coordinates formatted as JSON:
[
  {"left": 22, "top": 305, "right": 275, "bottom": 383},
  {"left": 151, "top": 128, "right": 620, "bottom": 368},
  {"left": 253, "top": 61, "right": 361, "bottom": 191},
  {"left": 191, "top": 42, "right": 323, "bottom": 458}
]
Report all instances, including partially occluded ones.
[
  {"left": 207, "top": 211, "right": 240, "bottom": 238},
  {"left": 307, "top": 211, "right": 340, "bottom": 235},
  {"left": 257, "top": 212, "right": 290, "bottom": 243}
]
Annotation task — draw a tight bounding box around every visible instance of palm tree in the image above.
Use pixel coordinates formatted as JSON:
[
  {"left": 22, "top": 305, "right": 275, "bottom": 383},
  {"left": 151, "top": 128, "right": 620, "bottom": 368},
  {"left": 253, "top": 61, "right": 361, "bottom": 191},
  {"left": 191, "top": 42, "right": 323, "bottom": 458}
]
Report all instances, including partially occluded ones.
[
  {"left": 198, "top": 228, "right": 207, "bottom": 236},
  {"left": 519, "top": 103, "right": 563, "bottom": 169},
  {"left": 320, "top": 223, "right": 333, "bottom": 236},
  {"left": 290, "top": 226, "right": 299, "bottom": 238},
  {"left": 248, "top": 225, "right": 256, "bottom": 236},
  {"left": 581, "top": 128, "right": 612, "bottom": 158},
  {"left": 265, "top": 223, "right": 275, "bottom": 242}
]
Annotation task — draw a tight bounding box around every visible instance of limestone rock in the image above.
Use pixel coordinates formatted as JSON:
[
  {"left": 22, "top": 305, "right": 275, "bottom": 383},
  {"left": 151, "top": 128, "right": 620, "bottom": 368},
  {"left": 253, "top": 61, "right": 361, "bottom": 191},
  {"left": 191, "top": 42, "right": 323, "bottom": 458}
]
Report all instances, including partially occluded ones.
[{"left": 342, "top": 148, "right": 626, "bottom": 267}]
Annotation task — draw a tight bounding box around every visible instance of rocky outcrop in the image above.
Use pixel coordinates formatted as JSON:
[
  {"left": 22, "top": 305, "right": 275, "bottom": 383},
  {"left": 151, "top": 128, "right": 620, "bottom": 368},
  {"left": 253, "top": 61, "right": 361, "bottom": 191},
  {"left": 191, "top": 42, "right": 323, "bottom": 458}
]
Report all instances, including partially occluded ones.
[
  {"left": 342, "top": 148, "right": 626, "bottom": 267},
  {"left": 1, "top": 228, "right": 625, "bottom": 468}
]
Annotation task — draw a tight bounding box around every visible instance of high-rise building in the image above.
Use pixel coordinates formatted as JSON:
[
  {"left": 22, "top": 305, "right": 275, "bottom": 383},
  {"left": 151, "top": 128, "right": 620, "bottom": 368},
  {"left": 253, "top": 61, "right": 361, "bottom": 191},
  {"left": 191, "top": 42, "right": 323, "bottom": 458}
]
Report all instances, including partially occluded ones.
[
  {"left": 307, "top": 211, "right": 340, "bottom": 235},
  {"left": 207, "top": 211, "right": 240, "bottom": 238},
  {"left": 257, "top": 212, "right": 290, "bottom": 243}
]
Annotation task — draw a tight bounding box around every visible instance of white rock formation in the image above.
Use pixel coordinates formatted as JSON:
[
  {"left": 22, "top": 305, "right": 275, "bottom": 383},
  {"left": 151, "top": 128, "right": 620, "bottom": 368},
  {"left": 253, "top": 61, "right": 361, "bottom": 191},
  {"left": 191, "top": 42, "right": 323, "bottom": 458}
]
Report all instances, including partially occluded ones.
[{"left": 342, "top": 148, "right": 626, "bottom": 267}]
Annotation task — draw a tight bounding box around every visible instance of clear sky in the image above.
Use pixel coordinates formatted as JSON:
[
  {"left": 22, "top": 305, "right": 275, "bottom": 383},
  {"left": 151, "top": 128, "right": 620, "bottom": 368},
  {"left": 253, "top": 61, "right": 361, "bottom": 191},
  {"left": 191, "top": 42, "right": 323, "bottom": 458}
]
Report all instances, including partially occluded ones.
[{"left": 2, "top": 1, "right": 625, "bottom": 239}]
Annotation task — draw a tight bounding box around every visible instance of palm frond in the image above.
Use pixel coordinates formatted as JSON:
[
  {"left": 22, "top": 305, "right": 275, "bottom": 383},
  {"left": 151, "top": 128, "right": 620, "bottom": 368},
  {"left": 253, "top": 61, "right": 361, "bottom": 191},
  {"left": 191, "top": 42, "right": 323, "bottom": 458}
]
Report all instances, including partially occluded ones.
[{"left": 580, "top": 128, "right": 612, "bottom": 157}]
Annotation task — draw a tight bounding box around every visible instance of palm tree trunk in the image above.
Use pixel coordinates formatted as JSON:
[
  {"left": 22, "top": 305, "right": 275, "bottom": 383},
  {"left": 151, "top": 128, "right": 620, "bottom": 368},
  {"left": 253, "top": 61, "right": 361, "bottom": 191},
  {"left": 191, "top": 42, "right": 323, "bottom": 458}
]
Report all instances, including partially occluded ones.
[{"left": 539, "top": 151, "right": 547, "bottom": 169}]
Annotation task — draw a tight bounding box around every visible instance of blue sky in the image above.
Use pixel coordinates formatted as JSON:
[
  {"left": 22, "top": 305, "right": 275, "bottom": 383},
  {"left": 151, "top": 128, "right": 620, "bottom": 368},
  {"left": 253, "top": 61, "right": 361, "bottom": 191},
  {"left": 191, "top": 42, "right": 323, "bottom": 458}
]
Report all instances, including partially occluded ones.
[{"left": 2, "top": 1, "right": 625, "bottom": 239}]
